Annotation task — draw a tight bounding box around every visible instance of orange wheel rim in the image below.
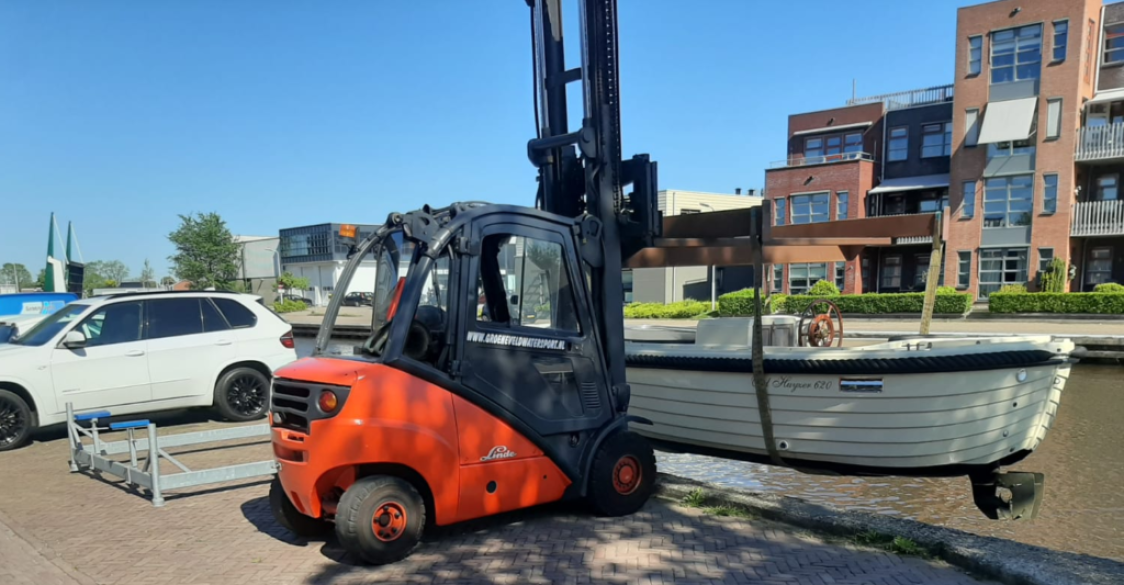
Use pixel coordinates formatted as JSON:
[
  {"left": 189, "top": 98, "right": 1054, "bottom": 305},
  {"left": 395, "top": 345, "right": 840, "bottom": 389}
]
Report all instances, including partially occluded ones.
[
  {"left": 372, "top": 501, "right": 408, "bottom": 542},
  {"left": 612, "top": 455, "right": 642, "bottom": 495}
]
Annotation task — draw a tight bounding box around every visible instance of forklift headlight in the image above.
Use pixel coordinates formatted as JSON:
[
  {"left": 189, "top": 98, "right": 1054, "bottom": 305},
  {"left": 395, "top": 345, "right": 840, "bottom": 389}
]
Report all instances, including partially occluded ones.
[{"left": 318, "top": 390, "right": 339, "bottom": 413}]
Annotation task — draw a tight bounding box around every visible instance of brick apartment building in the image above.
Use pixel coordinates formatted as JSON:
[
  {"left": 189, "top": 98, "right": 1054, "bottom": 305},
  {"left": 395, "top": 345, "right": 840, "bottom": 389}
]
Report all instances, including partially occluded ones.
[{"left": 765, "top": 0, "right": 1124, "bottom": 299}]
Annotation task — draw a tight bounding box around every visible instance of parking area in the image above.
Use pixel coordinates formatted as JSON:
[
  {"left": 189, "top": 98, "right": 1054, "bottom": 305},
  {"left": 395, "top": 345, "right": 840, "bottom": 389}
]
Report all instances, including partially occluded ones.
[{"left": 0, "top": 415, "right": 993, "bottom": 585}]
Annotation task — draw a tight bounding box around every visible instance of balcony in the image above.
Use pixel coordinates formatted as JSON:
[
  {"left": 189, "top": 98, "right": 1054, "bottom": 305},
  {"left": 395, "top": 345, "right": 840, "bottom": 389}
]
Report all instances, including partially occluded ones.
[
  {"left": 845, "top": 84, "right": 954, "bottom": 112},
  {"left": 768, "top": 151, "right": 874, "bottom": 169},
  {"left": 1072, "top": 199, "right": 1124, "bottom": 237},
  {"left": 1075, "top": 123, "right": 1124, "bottom": 162}
]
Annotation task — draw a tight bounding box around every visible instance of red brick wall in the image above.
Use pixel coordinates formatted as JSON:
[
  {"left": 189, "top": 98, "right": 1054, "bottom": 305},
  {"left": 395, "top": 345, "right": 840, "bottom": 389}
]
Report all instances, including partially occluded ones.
[
  {"left": 764, "top": 160, "right": 876, "bottom": 294},
  {"left": 946, "top": 0, "right": 1101, "bottom": 297}
]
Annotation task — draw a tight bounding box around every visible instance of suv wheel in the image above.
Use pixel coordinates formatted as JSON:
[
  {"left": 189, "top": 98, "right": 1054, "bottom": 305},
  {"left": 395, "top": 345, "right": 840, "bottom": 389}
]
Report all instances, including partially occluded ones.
[
  {"left": 214, "top": 367, "right": 270, "bottom": 422},
  {"left": 0, "top": 389, "right": 34, "bottom": 452}
]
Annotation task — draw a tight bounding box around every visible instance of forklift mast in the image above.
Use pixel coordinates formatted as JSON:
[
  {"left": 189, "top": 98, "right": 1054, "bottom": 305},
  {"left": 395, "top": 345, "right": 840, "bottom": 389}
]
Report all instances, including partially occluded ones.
[{"left": 525, "top": 0, "right": 661, "bottom": 404}]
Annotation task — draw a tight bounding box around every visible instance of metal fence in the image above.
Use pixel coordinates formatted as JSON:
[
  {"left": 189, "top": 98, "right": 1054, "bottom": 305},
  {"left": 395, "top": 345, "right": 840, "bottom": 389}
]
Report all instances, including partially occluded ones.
[
  {"left": 1075, "top": 123, "right": 1124, "bottom": 162},
  {"left": 1071, "top": 199, "right": 1124, "bottom": 237},
  {"left": 845, "top": 85, "right": 955, "bottom": 111},
  {"left": 768, "top": 151, "right": 874, "bottom": 169}
]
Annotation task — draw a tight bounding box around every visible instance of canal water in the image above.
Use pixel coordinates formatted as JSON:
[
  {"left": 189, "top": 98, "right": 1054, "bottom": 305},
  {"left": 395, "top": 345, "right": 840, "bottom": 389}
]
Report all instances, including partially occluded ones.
[{"left": 295, "top": 338, "right": 1123, "bottom": 562}]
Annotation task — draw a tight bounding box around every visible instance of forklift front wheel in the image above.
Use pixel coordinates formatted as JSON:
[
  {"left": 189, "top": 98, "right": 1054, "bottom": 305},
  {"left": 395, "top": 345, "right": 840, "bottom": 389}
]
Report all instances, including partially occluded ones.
[
  {"left": 587, "top": 430, "right": 657, "bottom": 517},
  {"left": 269, "top": 476, "right": 331, "bottom": 538},
  {"left": 335, "top": 475, "right": 426, "bottom": 565}
]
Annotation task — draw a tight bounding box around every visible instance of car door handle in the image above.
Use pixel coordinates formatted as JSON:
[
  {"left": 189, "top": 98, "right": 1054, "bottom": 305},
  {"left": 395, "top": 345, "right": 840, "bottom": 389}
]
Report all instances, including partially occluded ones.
[
  {"left": 215, "top": 340, "right": 233, "bottom": 346},
  {"left": 126, "top": 350, "right": 145, "bottom": 357}
]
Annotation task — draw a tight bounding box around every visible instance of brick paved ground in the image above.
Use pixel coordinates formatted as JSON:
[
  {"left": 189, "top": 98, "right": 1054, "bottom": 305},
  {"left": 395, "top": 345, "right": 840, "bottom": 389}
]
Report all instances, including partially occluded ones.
[{"left": 0, "top": 414, "right": 996, "bottom": 585}]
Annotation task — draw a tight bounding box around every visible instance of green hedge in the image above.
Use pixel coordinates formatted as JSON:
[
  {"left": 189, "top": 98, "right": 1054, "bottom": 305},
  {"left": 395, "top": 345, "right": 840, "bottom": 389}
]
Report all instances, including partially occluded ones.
[
  {"left": 988, "top": 293, "right": 1124, "bottom": 314},
  {"left": 784, "top": 292, "right": 973, "bottom": 315},
  {"left": 272, "top": 299, "right": 308, "bottom": 313},
  {"left": 717, "top": 289, "right": 787, "bottom": 316},
  {"left": 1093, "top": 282, "right": 1124, "bottom": 293},
  {"left": 623, "top": 299, "right": 710, "bottom": 319}
]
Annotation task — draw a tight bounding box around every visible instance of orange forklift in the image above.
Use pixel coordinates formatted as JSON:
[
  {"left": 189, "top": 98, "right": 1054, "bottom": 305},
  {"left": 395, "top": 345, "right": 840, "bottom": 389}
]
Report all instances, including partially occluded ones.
[{"left": 268, "top": 0, "right": 668, "bottom": 564}]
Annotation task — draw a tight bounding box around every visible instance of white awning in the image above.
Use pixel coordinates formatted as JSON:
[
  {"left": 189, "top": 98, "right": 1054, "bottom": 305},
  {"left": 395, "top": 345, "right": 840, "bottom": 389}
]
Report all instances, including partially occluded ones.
[
  {"left": 868, "top": 174, "right": 950, "bottom": 194},
  {"left": 792, "top": 121, "right": 872, "bottom": 136},
  {"left": 1087, "top": 88, "right": 1124, "bottom": 105},
  {"left": 977, "top": 98, "right": 1038, "bottom": 144}
]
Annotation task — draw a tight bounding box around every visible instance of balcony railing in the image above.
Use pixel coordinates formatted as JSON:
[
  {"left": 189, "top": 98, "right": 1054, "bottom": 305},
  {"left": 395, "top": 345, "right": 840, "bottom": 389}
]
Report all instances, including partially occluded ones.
[
  {"left": 768, "top": 151, "right": 874, "bottom": 169},
  {"left": 1075, "top": 123, "right": 1124, "bottom": 162},
  {"left": 1072, "top": 199, "right": 1124, "bottom": 236},
  {"left": 845, "top": 84, "right": 955, "bottom": 111}
]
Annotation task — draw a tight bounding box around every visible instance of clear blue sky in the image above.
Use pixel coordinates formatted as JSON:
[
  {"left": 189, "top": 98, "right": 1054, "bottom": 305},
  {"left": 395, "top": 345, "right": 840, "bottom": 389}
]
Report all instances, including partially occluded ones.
[{"left": 0, "top": 0, "right": 972, "bottom": 279}]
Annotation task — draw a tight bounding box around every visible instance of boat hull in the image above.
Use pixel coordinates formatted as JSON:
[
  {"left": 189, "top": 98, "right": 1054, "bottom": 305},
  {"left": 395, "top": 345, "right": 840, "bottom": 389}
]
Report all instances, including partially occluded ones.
[{"left": 626, "top": 336, "right": 1074, "bottom": 475}]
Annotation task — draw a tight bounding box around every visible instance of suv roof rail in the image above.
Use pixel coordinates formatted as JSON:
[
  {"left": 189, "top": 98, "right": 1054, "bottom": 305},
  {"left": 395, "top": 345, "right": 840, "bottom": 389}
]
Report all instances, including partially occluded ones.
[{"left": 98, "top": 290, "right": 249, "bottom": 300}]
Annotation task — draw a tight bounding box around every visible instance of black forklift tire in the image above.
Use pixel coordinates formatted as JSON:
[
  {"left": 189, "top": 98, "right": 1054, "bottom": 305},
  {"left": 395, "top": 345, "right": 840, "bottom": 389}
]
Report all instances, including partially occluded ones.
[
  {"left": 335, "top": 475, "right": 426, "bottom": 565},
  {"left": 214, "top": 367, "right": 271, "bottom": 422},
  {"left": 587, "top": 430, "right": 657, "bottom": 517},
  {"left": 269, "top": 476, "right": 331, "bottom": 537},
  {"left": 0, "top": 389, "right": 34, "bottom": 452}
]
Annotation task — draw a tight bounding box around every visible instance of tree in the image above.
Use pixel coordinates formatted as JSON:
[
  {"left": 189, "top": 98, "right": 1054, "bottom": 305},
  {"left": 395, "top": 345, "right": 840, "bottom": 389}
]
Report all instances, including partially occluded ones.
[
  {"left": 160, "top": 276, "right": 175, "bottom": 288},
  {"left": 35, "top": 269, "right": 47, "bottom": 290},
  {"left": 1, "top": 263, "right": 33, "bottom": 288},
  {"left": 140, "top": 259, "right": 156, "bottom": 288},
  {"left": 100, "top": 260, "right": 130, "bottom": 285},
  {"left": 277, "top": 272, "right": 310, "bottom": 296},
  {"left": 167, "top": 212, "right": 240, "bottom": 290}
]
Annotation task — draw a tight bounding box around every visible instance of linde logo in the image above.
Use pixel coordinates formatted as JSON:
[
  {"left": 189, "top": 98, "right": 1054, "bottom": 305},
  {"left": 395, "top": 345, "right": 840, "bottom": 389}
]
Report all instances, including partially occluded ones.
[
  {"left": 481, "top": 446, "right": 517, "bottom": 462},
  {"left": 466, "top": 331, "right": 567, "bottom": 350}
]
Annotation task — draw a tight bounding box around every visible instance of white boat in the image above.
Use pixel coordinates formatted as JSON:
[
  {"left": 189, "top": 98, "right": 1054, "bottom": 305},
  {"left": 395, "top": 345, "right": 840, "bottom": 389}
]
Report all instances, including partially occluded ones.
[{"left": 625, "top": 316, "right": 1076, "bottom": 478}]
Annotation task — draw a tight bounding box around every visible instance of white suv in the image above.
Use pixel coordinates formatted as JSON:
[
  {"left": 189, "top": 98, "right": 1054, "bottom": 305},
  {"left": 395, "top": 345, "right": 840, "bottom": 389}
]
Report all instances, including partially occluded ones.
[{"left": 0, "top": 291, "right": 298, "bottom": 451}]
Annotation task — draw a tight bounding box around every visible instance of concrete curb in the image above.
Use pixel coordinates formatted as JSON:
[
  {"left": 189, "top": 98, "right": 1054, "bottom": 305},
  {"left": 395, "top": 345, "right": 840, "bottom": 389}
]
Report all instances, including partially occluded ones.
[{"left": 655, "top": 473, "right": 1124, "bottom": 585}]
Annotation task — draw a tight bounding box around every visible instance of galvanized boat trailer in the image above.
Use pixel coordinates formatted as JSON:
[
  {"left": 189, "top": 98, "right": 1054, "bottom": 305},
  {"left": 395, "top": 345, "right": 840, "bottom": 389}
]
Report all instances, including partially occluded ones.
[{"left": 65, "top": 403, "right": 277, "bottom": 507}]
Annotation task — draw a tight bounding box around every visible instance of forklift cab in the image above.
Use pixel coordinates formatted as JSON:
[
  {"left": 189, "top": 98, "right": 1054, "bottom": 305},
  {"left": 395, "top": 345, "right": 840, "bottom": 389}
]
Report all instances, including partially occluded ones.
[{"left": 275, "top": 203, "right": 654, "bottom": 565}]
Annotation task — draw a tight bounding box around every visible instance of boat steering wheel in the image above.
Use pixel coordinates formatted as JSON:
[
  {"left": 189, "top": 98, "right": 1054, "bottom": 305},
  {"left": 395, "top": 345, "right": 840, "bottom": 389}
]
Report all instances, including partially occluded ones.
[{"left": 798, "top": 299, "right": 844, "bottom": 348}]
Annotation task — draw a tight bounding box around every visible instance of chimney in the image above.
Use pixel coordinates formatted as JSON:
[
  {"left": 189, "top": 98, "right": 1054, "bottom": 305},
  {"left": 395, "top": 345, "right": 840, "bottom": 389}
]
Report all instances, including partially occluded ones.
[
  {"left": 735, "top": 188, "right": 742, "bottom": 195},
  {"left": 747, "top": 188, "right": 757, "bottom": 197}
]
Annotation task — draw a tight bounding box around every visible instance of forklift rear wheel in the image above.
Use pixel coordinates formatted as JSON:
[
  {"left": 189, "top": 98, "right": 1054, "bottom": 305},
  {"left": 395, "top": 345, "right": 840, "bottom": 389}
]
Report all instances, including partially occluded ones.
[
  {"left": 336, "top": 475, "right": 425, "bottom": 565},
  {"left": 588, "top": 430, "right": 656, "bottom": 517},
  {"left": 269, "top": 476, "right": 331, "bottom": 538}
]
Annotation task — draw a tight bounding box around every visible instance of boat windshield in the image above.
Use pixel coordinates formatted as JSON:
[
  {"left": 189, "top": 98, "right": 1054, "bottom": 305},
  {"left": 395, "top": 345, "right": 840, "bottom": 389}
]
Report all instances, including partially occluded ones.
[{"left": 10, "top": 304, "right": 88, "bottom": 347}]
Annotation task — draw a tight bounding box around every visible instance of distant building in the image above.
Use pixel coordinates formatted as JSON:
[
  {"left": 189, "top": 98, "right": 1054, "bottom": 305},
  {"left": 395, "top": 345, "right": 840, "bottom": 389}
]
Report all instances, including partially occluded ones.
[
  {"left": 625, "top": 189, "right": 764, "bottom": 304},
  {"left": 278, "top": 223, "right": 380, "bottom": 306}
]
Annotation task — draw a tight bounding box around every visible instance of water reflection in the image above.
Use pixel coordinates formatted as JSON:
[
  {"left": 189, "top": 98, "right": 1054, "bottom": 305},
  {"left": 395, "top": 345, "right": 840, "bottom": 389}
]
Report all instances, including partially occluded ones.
[{"left": 294, "top": 338, "right": 1123, "bottom": 561}]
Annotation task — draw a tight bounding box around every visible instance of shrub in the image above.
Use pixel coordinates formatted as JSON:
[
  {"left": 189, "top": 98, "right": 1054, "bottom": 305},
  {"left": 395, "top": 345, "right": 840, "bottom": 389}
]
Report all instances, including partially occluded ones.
[
  {"left": 272, "top": 299, "right": 307, "bottom": 313},
  {"left": 623, "top": 299, "right": 710, "bottom": 319},
  {"left": 1093, "top": 282, "right": 1124, "bottom": 293},
  {"left": 989, "top": 293, "right": 1124, "bottom": 314},
  {"left": 1040, "top": 258, "right": 1068, "bottom": 293},
  {"left": 997, "top": 283, "right": 1028, "bottom": 294},
  {"left": 717, "top": 289, "right": 786, "bottom": 316},
  {"left": 807, "top": 280, "right": 840, "bottom": 296},
  {"left": 936, "top": 286, "right": 958, "bottom": 295},
  {"left": 784, "top": 292, "right": 973, "bottom": 315}
]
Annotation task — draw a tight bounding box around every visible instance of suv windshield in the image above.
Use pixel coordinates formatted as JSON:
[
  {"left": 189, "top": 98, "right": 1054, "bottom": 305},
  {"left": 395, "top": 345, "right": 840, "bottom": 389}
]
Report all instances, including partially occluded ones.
[{"left": 11, "top": 304, "right": 89, "bottom": 347}]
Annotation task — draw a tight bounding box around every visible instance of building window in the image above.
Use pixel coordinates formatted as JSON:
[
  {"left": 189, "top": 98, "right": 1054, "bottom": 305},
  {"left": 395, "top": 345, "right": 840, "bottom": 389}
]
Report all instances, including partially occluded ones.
[
  {"left": 990, "top": 24, "right": 1042, "bottom": 84},
  {"left": 1038, "top": 248, "right": 1054, "bottom": 273},
  {"left": 1087, "top": 247, "right": 1113, "bottom": 286},
  {"left": 679, "top": 208, "right": 701, "bottom": 214},
  {"left": 772, "top": 264, "right": 783, "bottom": 292},
  {"left": 861, "top": 257, "right": 873, "bottom": 293},
  {"left": 888, "top": 127, "right": 908, "bottom": 161},
  {"left": 987, "top": 139, "right": 1036, "bottom": 158},
  {"left": 969, "top": 35, "right": 983, "bottom": 76},
  {"left": 965, "top": 109, "right": 980, "bottom": 147},
  {"left": 1052, "top": 20, "right": 1068, "bottom": 62},
  {"left": 790, "top": 192, "right": 829, "bottom": 224},
  {"left": 1046, "top": 99, "right": 1062, "bottom": 140},
  {"left": 919, "top": 192, "right": 949, "bottom": 213},
  {"left": 774, "top": 198, "right": 787, "bottom": 225},
  {"left": 622, "top": 270, "right": 633, "bottom": 304},
  {"left": 984, "top": 175, "right": 1033, "bottom": 228},
  {"left": 1106, "top": 23, "right": 1124, "bottom": 64},
  {"left": 844, "top": 133, "right": 863, "bottom": 154},
  {"left": 957, "top": 251, "right": 972, "bottom": 289},
  {"left": 921, "top": 122, "right": 953, "bottom": 157},
  {"left": 881, "top": 256, "right": 902, "bottom": 290},
  {"left": 1043, "top": 174, "right": 1058, "bottom": 214},
  {"left": 835, "top": 263, "right": 845, "bottom": 290},
  {"left": 805, "top": 137, "right": 823, "bottom": 161},
  {"left": 979, "top": 248, "right": 1028, "bottom": 298},
  {"left": 962, "top": 181, "right": 976, "bottom": 218},
  {"left": 1097, "top": 174, "right": 1119, "bottom": 201},
  {"left": 789, "top": 263, "right": 827, "bottom": 295},
  {"left": 836, "top": 192, "right": 849, "bottom": 220},
  {"left": 825, "top": 135, "right": 842, "bottom": 157}
]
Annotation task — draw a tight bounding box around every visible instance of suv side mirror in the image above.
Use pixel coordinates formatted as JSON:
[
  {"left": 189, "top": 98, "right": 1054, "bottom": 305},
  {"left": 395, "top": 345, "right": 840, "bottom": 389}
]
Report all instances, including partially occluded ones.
[{"left": 62, "top": 330, "right": 87, "bottom": 349}]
